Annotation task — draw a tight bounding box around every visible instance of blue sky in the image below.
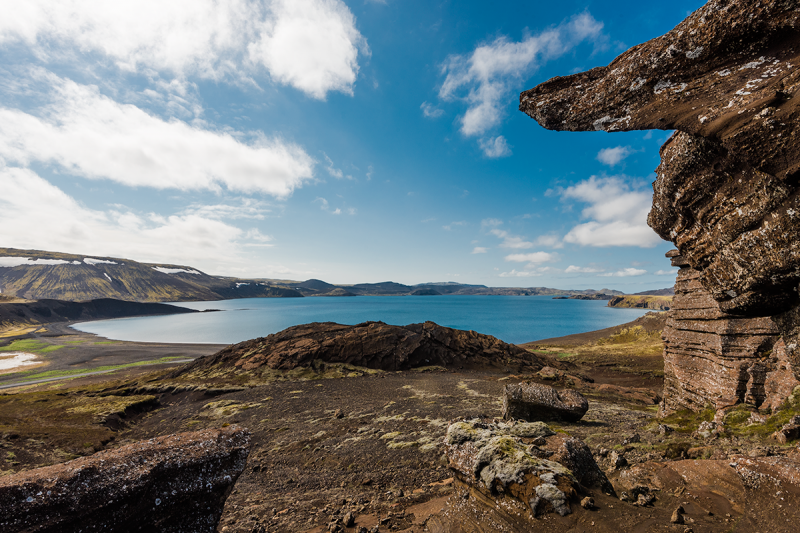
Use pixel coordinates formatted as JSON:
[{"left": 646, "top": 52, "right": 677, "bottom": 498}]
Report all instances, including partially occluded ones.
[{"left": 0, "top": 0, "right": 705, "bottom": 291}]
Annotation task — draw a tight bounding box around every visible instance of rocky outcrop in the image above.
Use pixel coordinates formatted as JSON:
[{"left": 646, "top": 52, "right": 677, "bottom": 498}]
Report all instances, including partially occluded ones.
[
  {"left": 521, "top": 0, "right": 800, "bottom": 412},
  {"left": 661, "top": 250, "right": 798, "bottom": 413},
  {"left": 502, "top": 382, "right": 588, "bottom": 422},
  {"left": 0, "top": 426, "right": 250, "bottom": 533},
  {"left": 178, "top": 321, "right": 558, "bottom": 374},
  {"left": 443, "top": 419, "right": 611, "bottom": 519}
]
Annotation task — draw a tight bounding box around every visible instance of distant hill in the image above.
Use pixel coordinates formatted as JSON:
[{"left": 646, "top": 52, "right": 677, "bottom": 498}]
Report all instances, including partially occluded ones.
[
  {"left": 0, "top": 247, "right": 630, "bottom": 303},
  {"left": 0, "top": 248, "right": 302, "bottom": 302},
  {"left": 634, "top": 288, "right": 675, "bottom": 296},
  {"left": 0, "top": 298, "right": 197, "bottom": 332}
]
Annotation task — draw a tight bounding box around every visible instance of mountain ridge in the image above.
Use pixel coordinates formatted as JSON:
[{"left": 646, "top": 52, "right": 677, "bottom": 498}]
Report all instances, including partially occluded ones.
[{"left": 0, "top": 247, "right": 656, "bottom": 303}]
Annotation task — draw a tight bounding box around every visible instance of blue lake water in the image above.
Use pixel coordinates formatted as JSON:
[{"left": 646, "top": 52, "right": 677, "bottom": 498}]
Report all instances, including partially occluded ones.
[{"left": 72, "top": 295, "right": 650, "bottom": 345}]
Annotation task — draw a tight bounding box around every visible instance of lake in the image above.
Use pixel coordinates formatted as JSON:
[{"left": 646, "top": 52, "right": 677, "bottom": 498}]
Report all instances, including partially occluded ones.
[{"left": 72, "top": 295, "right": 650, "bottom": 345}]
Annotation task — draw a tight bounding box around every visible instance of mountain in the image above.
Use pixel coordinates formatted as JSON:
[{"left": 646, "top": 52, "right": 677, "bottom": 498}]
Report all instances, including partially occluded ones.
[
  {"left": 0, "top": 248, "right": 302, "bottom": 302},
  {"left": 634, "top": 288, "right": 675, "bottom": 296},
  {"left": 0, "top": 247, "right": 630, "bottom": 303}
]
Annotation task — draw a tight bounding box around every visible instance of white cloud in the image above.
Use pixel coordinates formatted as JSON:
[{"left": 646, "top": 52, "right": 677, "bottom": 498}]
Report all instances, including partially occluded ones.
[
  {"left": 489, "top": 228, "right": 533, "bottom": 249},
  {"left": 420, "top": 101, "right": 444, "bottom": 118},
  {"left": 315, "top": 197, "right": 342, "bottom": 215},
  {"left": 182, "top": 200, "right": 271, "bottom": 220},
  {"left": 0, "top": 166, "right": 273, "bottom": 273},
  {"left": 596, "top": 146, "right": 633, "bottom": 166},
  {"left": 347, "top": 207, "right": 357, "bottom": 215},
  {"left": 249, "top": 0, "right": 368, "bottom": 99},
  {"left": 504, "top": 252, "right": 557, "bottom": 264},
  {"left": 565, "top": 265, "right": 604, "bottom": 273},
  {"left": 439, "top": 12, "right": 604, "bottom": 136},
  {"left": 499, "top": 269, "right": 541, "bottom": 278},
  {"left": 598, "top": 268, "right": 647, "bottom": 277},
  {"left": 561, "top": 176, "right": 662, "bottom": 247},
  {"left": 478, "top": 135, "right": 511, "bottom": 158},
  {"left": 0, "top": 0, "right": 367, "bottom": 99},
  {"left": 0, "top": 76, "right": 314, "bottom": 196},
  {"left": 443, "top": 221, "right": 467, "bottom": 231},
  {"left": 655, "top": 269, "right": 678, "bottom": 276},
  {"left": 534, "top": 234, "right": 564, "bottom": 249},
  {"left": 472, "top": 247, "right": 488, "bottom": 254},
  {"left": 323, "top": 154, "right": 353, "bottom": 180}
]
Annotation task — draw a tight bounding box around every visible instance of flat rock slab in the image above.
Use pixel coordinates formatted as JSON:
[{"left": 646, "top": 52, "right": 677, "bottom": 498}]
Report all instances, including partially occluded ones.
[
  {"left": 0, "top": 426, "right": 250, "bottom": 533},
  {"left": 502, "top": 382, "right": 588, "bottom": 422}
]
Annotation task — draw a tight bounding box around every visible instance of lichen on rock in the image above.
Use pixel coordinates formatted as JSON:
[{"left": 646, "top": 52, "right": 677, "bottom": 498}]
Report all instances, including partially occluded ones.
[{"left": 444, "top": 419, "right": 610, "bottom": 517}]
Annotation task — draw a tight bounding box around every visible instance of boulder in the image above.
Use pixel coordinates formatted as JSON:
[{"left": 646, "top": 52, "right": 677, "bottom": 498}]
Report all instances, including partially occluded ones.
[
  {"left": 177, "top": 321, "right": 558, "bottom": 375},
  {"left": 502, "top": 382, "right": 588, "bottom": 422},
  {"left": 520, "top": 0, "right": 800, "bottom": 411},
  {"left": 443, "top": 419, "right": 611, "bottom": 518},
  {"left": 0, "top": 426, "right": 250, "bottom": 533}
]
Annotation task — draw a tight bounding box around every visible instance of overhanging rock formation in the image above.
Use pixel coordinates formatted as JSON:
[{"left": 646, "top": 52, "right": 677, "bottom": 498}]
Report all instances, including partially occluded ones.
[{"left": 521, "top": 0, "right": 800, "bottom": 413}]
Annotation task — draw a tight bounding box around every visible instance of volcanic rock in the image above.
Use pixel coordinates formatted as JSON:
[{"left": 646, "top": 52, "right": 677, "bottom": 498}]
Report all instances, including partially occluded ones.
[
  {"left": 0, "top": 426, "right": 250, "bottom": 533},
  {"left": 178, "top": 321, "right": 557, "bottom": 374},
  {"left": 521, "top": 0, "right": 800, "bottom": 411},
  {"left": 660, "top": 254, "right": 799, "bottom": 413},
  {"left": 502, "top": 382, "right": 588, "bottom": 422},
  {"left": 443, "top": 419, "right": 611, "bottom": 518}
]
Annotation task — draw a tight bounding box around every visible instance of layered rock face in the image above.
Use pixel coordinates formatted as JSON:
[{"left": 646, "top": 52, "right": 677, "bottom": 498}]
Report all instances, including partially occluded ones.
[
  {"left": 0, "top": 426, "right": 250, "bottom": 533},
  {"left": 521, "top": 0, "right": 800, "bottom": 412},
  {"left": 663, "top": 251, "right": 798, "bottom": 413},
  {"left": 179, "top": 320, "right": 557, "bottom": 374}
]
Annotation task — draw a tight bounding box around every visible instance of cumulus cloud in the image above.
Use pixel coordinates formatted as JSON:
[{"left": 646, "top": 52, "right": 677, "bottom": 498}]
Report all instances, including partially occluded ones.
[
  {"left": 598, "top": 268, "right": 647, "bottom": 277},
  {"left": 249, "top": 0, "right": 368, "bottom": 99},
  {"left": 560, "top": 176, "right": 662, "bottom": 247},
  {"left": 439, "top": 12, "right": 604, "bottom": 137},
  {"left": 0, "top": 0, "right": 367, "bottom": 99},
  {"left": 478, "top": 135, "right": 511, "bottom": 158},
  {"left": 504, "top": 252, "right": 557, "bottom": 264},
  {"left": 471, "top": 247, "right": 488, "bottom": 254},
  {"left": 420, "top": 101, "right": 444, "bottom": 118},
  {"left": 0, "top": 76, "right": 314, "bottom": 196},
  {"left": 597, "top": 145, "right": 633, "bottom": 166},
  {"left": 565, "top": 265, "right": 605, "bottom": 273},
  {"left": 655, "top": 269, "right": 678, "bottom": 276},
  {"left": 534, "top": 234, "right": 564, "bottom": 249},
  {"left": 0, "top": 166, "right": 271, "bottom": 272}
]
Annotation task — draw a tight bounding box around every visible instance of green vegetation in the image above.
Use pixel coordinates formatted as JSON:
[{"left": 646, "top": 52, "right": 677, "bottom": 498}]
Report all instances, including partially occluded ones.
[
  {"left": 597, "top": 326, "right": 662, "bottom": 346},
  {"left": 0, "top": 383, "right": 161, "bottom": 470},
  {"left": 607, "top": 295, "right": 672, "bottom": 310},
  {"left": 0, "top": 339, "right": 63, "bottom": 354},
  {"left": 7, "top": 356, "right": 187, "bottom": 382}
]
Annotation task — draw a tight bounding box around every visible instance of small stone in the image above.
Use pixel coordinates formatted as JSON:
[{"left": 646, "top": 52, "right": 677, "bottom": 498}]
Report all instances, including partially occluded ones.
[
  {"left": 609, "top": 451, "right": 627, "bottom": 469},
  {"left": 622, "top": 434, "right": 641, "bottom": 445},
  {"left": 334, "top": 409, "right": 344, "bottom": 419},
  {"left": 344, "top": 512, "right": 355, "bottom": 528},
  {"left": 671, "top": 507, "right": 685, "bottom": 524},
  {"left": 658, "top": 424, "right": 673, "bottom": 436},
  {"left": 580, "top": 497, "right": 594, "bottom": 509}
]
